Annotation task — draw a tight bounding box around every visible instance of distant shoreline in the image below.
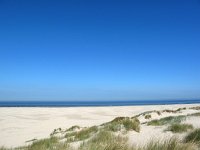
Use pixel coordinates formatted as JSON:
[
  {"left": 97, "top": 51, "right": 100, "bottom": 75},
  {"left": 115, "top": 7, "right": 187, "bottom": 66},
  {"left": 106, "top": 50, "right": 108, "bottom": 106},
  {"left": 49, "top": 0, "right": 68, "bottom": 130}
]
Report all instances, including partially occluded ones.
[{"left": 0, "top": 99, "right": 200, "bottom": 107}]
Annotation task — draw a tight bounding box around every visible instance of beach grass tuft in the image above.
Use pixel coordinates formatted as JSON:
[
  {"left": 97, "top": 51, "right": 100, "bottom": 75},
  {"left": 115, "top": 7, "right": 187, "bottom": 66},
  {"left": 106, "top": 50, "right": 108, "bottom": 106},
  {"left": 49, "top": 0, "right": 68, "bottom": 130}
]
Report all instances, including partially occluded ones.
[
  {"left": 189, "top": 112, "right": 200, "bottom": 117},
  {"left": 166, "top": 123, "right": 193, "bottom": 133},
  {"left": 79, "top": 130, "right": 131, "bottom": 150},
  {"left": 190, "top": 106, "right": 200, "bottom": 110},
  {"left": 123, "top": 118, "right": 140, "bottom": 132},
  {"left": 65, "top": 126, "right": 98, "bottom": 142},
  {"left": 104, "top": 117, "right": 140, "bottom": 132},
  {"left": 139, "top": 137, "right": 196, "bottom": 150},
  {"left": 0, "top": 147, "right": 8, "bottom": 150},
  {"left": 145, "top": 114, "right": 151, "bottom": 119},
  {"left": 25, "top": 136, "right": 70, "bottom": 150},
  {"left": 184, "top": 128, "right": 200, "bottom": 144},
  {"left": 66, "top": 125, "right": 80, "bottom": 132},
  {"left": 156, "top": 111, "right": 161, "bottom": 116},
  {"left": 147, "top": 116, "right": 186, "bottom": 126}
]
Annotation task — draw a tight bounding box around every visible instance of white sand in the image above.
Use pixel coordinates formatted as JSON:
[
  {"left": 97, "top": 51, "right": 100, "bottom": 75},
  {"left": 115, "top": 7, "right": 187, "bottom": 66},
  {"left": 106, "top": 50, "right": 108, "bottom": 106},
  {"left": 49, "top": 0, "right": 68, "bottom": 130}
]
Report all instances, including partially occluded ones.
[{"left": 0, "top": 104, "right": 200, "bottom": 148}]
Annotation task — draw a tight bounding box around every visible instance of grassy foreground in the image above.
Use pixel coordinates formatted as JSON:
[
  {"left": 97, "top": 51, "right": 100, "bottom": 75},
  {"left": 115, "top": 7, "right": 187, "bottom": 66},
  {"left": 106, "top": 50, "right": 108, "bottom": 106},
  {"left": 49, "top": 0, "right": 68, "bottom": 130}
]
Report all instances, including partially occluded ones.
[
  {"left": 1, "top": 131, "right": 199, "bottom": 150},
  {"left": 1, "top": 126, "right": 200, "bottom": 150}
]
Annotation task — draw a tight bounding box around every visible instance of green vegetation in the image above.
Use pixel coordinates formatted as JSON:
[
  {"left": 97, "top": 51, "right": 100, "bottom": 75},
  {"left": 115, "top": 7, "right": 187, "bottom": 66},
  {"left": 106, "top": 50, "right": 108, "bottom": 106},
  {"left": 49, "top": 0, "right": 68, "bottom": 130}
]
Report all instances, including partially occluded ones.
[
  {"left": 110, "top": 116, "right": 129, "bottom": 123},
  {"left": 25, "top": 139, "right": 37, "bottom": 143},
  {"left": 104, "top": 121, "right": 122, "bottom": 132},
  {"left": 132, "top": 107, "right": 187, "bottom": 120},
  {"left": 0, "top": 147, "right": 8, "bottom": 150},
  {"left": 156, "top": 111, "right": 161, "bottom": 116},
  {"left": 104, "top": 117, "right": 140, "bottom": 132},
  {"left": 1, "top": 135, "right": 198, "bottom": 150},
  {"left": 162, "top": 109, "right": 178, "bottom": 113},
  {"left": 78, "top": 134, "right": 198, "bottom": 150},
  {"left": 2, "top": 108, "right": 200, "bottom": 150},
  {"left": 132, "top": 111, "right": 154, "bottom": 118},
  {"left": 123, "top": 118, "right": 140, "bottom": 132},
  {"left": 159, "top": 107, "right": 186, "bottom": 114},
  {"left": 189, "top": 112, "right": 200, "bottom": 117},
  {"left": 1, "top": 127, "right": 199, "bottom": 150},
  {"left": 25, "top": 137, "right": 70, "bottom": 150},
  {"left": 176, "top": 107, "right": 186, "bottom": 112},
  {"left": 50, "top": 128, "right": 63, "bottom": 136},
  {"left": 166, "top": 124, "right": 193, "bottom": 133},
  {"left": 66, "top": 125, "right": 80, "bottom": 132},
  {"left": 145, "top": 114, "right": 151, "bottom": 119},
  {"left": 65, "top": 126, "right": 98, "bottom": 141},
  {"left": 147, "top": 116, "right": 186, "bottom": 126},
  {"left": 185, "top": 128, "right": 200, "bottom": 144},
  {"left": 79, "top": 130, "right": 131, "bottom": 150},
  {"left": 139, "top": 138, "right": 196, "bottom": 150},
  {"left": 190, "top": 106, "right": 200, "bottom": 110}
]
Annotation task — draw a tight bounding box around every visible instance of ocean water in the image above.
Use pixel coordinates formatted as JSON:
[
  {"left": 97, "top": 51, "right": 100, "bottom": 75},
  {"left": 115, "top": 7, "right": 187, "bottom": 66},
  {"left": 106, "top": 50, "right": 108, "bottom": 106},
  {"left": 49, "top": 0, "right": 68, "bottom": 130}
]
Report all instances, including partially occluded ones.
[{"left": 0, "top": 99, "right": 200, "bottom": 107}]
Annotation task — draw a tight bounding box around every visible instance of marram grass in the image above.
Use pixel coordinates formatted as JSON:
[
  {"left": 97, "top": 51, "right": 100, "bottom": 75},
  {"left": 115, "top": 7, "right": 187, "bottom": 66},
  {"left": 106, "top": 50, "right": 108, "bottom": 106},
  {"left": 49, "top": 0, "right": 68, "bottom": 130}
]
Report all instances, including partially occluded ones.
[
  {"left": 166, "top": 123, "right": 193, "bottom": 133},
  {"left": 185, "top": 128, "right": 200, "bottom": 144},
  {"left": 147, "top": 116, "right": 186, "bottom": 126},
  {"left": 1, "top": 131, "right": 199, "bottom": 150}
]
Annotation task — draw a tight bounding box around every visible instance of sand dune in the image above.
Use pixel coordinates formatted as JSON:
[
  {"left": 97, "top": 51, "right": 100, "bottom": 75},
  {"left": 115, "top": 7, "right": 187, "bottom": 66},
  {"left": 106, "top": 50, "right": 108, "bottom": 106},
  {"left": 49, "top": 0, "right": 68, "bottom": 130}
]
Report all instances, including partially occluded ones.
[{"left": 0, "top": 103, "right": 200, "bottom": 148}]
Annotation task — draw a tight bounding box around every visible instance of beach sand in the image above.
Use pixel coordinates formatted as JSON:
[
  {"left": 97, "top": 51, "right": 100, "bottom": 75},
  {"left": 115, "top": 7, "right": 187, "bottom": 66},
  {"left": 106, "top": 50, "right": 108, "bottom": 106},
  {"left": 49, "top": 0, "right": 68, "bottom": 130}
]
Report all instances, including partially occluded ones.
[{"left": 0, "top": 103, "right": 200, "bottom": 148}]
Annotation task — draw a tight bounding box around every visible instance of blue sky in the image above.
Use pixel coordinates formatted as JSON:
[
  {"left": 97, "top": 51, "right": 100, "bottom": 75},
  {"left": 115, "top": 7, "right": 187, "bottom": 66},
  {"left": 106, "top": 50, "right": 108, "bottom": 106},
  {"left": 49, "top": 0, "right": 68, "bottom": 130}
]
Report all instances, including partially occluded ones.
[{"left": 0, "top": 0, "right": 200, "bottom": 101}]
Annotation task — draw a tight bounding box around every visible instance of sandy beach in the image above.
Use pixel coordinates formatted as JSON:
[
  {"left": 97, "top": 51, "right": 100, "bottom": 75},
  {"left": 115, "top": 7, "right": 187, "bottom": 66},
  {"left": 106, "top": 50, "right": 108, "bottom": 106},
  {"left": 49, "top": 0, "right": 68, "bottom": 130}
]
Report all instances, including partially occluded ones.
[{"left": 0, "top": 103, "right": 200, "bottom": 148}]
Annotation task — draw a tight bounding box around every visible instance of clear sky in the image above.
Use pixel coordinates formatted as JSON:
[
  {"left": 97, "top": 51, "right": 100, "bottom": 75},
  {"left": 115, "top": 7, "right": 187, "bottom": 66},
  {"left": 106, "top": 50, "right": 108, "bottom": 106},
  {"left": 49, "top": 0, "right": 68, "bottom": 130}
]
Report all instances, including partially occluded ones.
[{"left": 0, "top": 0, "right": 200, "bottom": 101}]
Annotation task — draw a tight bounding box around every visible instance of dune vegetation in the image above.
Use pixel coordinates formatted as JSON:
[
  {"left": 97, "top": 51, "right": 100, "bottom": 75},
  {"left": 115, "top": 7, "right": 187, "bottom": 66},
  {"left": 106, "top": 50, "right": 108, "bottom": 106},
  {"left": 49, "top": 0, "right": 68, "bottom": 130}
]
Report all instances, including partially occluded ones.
[
  {"left": 147, "top": 116, "right": 186, "bottom": 126},
  {"left": 79, "top": 130, "right": 130, "bottom": 150},
  {"left": 144, "top": 114, "right": 151, "bottom": 119},
  {"left": 185, "top": 129, "right": 200, "bottom": 144},
  {"left": 189, "top": 112, "right": 200, "bottom": 117},
  {"left": 65, "top": 126, "right": 98, "bottom": 142},
  {"left": 166, "top": 123, "right": 193, "bottom": 133},
  {"left": 103, "top": 117, "right": 140, "bottom": 132},
  {"left": 1, "top": 106, "right": 200, "bottom": 150},
  {"left": 1, "top": 132, "right": 199, "bottom": 150}
]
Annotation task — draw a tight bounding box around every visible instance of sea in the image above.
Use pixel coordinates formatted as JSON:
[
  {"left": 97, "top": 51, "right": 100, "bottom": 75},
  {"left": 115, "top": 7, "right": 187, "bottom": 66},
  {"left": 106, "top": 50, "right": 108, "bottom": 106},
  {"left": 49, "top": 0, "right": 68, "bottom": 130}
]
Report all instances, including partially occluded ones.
[{"left": 0, "top": 99, "right": 200, "bottom": 107}]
